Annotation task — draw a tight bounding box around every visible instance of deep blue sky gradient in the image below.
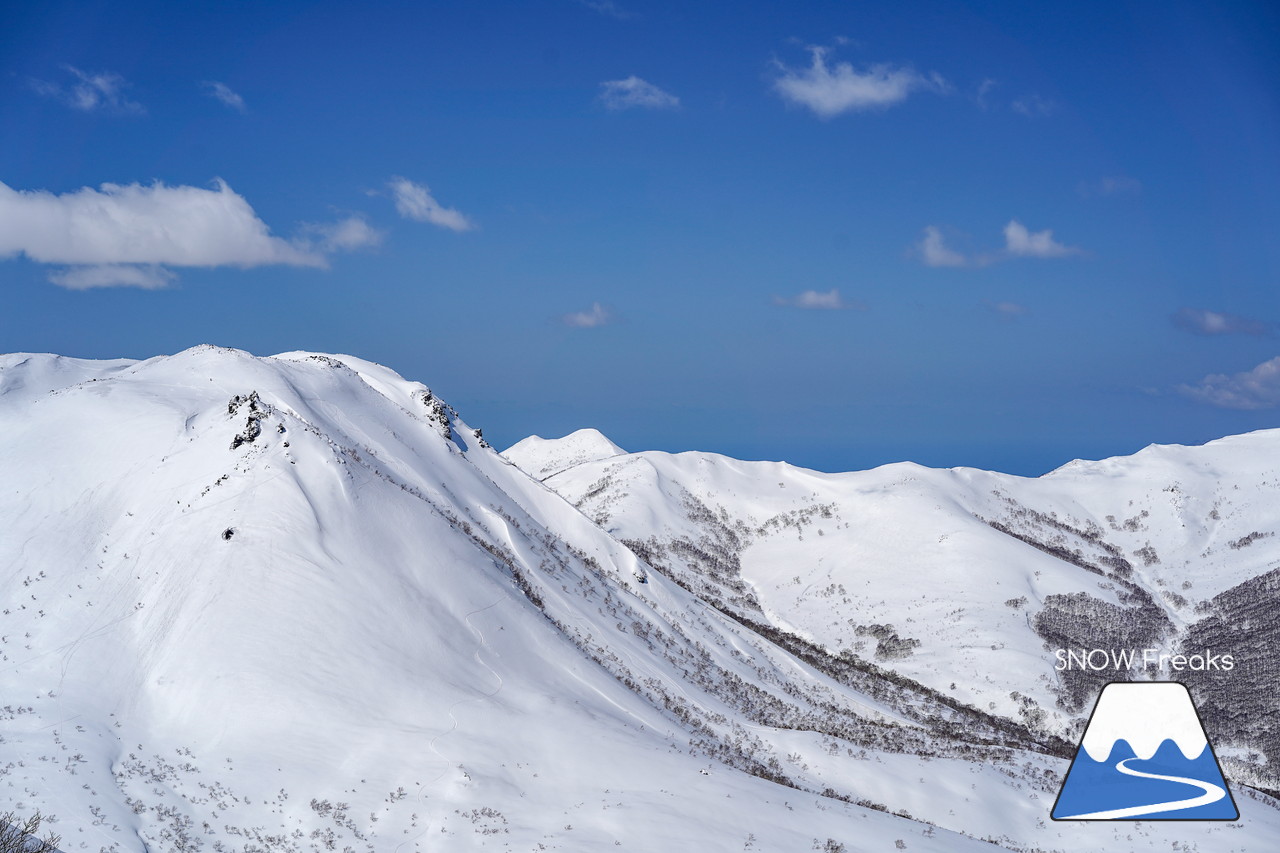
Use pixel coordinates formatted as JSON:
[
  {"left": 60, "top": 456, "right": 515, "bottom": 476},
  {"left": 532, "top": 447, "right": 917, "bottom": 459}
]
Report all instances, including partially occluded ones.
[{"left": 2, "top": 1, "right": 1278, "bottom": 474}]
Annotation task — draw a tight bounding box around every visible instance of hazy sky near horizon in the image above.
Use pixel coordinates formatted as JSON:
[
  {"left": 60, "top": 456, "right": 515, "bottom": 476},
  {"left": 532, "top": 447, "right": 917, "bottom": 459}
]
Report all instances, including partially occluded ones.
[{"left": 2, "top": 0, "right": 1278, "bottom": 475}]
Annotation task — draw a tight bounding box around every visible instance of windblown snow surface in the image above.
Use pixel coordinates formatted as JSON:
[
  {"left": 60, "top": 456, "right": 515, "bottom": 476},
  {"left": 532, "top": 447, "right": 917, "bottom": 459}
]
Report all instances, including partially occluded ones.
[{"left": 1, "top": 347, "right": 1277, "bottom": 852}]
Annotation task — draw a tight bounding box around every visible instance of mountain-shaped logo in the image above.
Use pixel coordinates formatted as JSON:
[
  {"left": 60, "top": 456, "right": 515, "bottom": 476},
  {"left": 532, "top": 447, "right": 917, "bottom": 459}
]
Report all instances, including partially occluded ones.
[{"left": 1051, "top": 682, "right": 1239, "bottom": 820}]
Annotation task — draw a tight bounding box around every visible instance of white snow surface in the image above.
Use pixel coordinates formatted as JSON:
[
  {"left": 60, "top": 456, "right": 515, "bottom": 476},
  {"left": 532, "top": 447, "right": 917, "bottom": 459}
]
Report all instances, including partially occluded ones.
[
  {"left": 0, "top": 346, "right": 1276, "bottom": 853},
  {"left": 536, "top": 431, "right": 1280, "bottom": 728},
  {"left": 504, "top": 428, "right": 626, "bottom": 481}
]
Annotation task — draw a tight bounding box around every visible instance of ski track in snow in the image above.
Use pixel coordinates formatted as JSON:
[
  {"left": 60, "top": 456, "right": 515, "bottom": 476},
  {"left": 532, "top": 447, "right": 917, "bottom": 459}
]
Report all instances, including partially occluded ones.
[{"left": 1059, "top": 757, "right": 1227, "bottom": 820}]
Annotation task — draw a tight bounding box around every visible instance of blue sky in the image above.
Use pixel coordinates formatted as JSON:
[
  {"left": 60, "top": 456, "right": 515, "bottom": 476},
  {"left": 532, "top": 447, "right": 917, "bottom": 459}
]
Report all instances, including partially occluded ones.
[{"left": 2, "top": 0, "right": 1278, "bottom": 475}]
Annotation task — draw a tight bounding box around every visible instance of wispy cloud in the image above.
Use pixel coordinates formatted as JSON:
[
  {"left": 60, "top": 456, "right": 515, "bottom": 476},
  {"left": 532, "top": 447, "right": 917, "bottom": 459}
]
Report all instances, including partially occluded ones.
[
  {"left": 30, "top": 65, "right": 144, "bottom": 115},
  {"left": 1172, "top": 308, "right": 1268, "bottom": 337},
  {"left": 1011, "top": 93, "right": 1054, "bottom": 117},
  {"left": 918, "top": 226, "right": 970, "bottom": 268},
  {"left": 388, "top": 177, "right": 475, "bottom": 232},
  {"left": 575, "top": 0, "right": 632, "bottom": 19},
  {"left": 298, "top": 216, "right": 383, "bottom": 253},
  {"left": 1079, "top": 175, "right": 1142, "bottom": 198},
  {"left": 916, "top": 220, "right": 1080, "bottom": 267},
  {"left": 772, "top": 46, "right": 947, "bottom": 118},
  {"left": 987, "top": 300, "right": 1028, "bottom": 318},
  {"left": 1178, "top": 356, "right": 1280, "bottom": 409},
  {"left": 561, "top": 302, "right": 612, "bottom": 328},
  {"left": 599, "top": 76, "right": 679, "bottom": 111},
  {"left": 773, "top": 288, "right": 864, "bottom": 310},
  {"left": 1002, "top": 220, "right": 1078, "bottom": 258},
  {"left": 975, "top": 78, "right": 998, "bottom": 110},
  {"left": 48, "top": 265, "right": 176, "bottom": 291},
  {"left": 203, "top": 81, "right": 246, "bottom": 113},
  {"left": 0, "top": 179, "right": 375, "bottom": 289}
]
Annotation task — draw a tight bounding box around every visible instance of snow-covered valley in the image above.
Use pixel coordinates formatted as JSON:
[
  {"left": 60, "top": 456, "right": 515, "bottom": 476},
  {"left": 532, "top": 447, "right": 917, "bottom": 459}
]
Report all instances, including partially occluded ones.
[{"left": 2, "top": 347, "right": 1277, "bottom": 852}]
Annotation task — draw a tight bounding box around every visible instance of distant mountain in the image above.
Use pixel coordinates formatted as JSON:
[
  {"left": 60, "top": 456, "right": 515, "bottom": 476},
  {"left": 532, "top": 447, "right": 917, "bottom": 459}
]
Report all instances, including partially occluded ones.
[
  {"left": 1, "top": 347, "right": 1276, "bottom": 852},
  {"left": 504, "top": 428, "right": 626, "bottom": 481},
  {"left": 524, "top": 427, "right": 1280, "bottom": 799}
]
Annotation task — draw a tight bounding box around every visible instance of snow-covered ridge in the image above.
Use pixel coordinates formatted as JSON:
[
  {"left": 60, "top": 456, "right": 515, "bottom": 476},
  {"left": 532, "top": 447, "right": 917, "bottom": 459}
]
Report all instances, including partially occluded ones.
[
  {"left": 521, "top": 421, "right": 1280, "bottom": 797},
  {"left": 0, "top": 345, "right": 1033, "bottom": 852},
  {"left": 504, "top": 427, "right": 626, "bottom": 480},
  {"left": 2, "top": 346, "right": 1278, "bottom": 852}
]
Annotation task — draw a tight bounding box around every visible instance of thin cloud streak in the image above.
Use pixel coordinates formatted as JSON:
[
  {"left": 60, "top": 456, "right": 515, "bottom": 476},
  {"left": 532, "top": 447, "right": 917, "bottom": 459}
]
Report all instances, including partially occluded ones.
[
  {"left": 1011, "top": 93, "right": 1054, "bottom": 117},
  {"left": 299, "top": 216, "right": 383, "bottom": 253},
  {"left": 1173, "top": 308, "right": 1268, "bottom": 337},
  {"left": 203, "top": 81, "right": 246, "bottom": 112},
  {"left": 388, "top": 177, "right": 475, "bottom": 231},
  {"left": 1079, "top": 175, "right": 1142, "bottom": 198},
  {"left": 30, "top": 65, "right": 145, "bottom": 115},
  {"left": 48, "top": 265, "right": 176, "bottom": 291},
  {"left": 773, "top": 288, "right": 865, "bottom": 310},
  {"left": 575, "top": 0, "right": 632, "bottom": 20},
  {"left": 599, "top": 76, "right": 679, "bottom": 111}
]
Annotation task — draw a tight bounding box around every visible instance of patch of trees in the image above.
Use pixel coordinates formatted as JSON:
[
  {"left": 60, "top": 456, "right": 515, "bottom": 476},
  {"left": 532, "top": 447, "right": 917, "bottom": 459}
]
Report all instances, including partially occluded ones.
[
  {"left": 1178, "top": 567, "right": 1280, "bottom": 791},
  {"left": 1031, "top": 591, "right": 1172, "bottom": 714}
]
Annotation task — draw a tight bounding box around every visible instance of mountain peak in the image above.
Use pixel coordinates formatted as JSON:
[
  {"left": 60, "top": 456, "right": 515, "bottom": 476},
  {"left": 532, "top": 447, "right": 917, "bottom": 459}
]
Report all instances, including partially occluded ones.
[{"left": 503, "top": 427, "right": 626, "bottom": 480}]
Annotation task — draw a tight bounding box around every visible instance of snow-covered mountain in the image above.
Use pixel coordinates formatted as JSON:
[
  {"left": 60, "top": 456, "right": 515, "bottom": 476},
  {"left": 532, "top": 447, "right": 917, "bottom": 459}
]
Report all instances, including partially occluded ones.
[
  {"left": 526, "top": 427, "right": 1280, "bottom": 787},
  {"left": 1, "top": 347, "right": 1277, "bottom": 852},
  {"left": 504, "top": 428, "right": 626, "bottom": 481}
]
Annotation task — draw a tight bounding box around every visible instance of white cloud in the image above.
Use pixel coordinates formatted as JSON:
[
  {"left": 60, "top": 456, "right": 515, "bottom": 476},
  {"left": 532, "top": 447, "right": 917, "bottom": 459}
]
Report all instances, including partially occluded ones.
[
  {"left": 0, "top": 179, "right": 320, "bottom": 268},
  {"left": 1173, "top": 308, "right": 1267, "bottom": 336},
  {"left": 773, "top": 288, "right": 864, "bottom": 310},
  {"left": 916, "top": 221, "right": 1080, "bottom": 267},
  {"left": 918, "top": 226, "right": 970, "bottom": 267},
  {"left": 1178, "top": 357, "right": 1280, "bottom": 410},
  {"left": 298, "top": 216, "right": 383, "bottom": 253},
  {"left": 31, "top": 65, "right": 145, "bottom": 115},
  {"left": 0, "top": 179, "right": 385, "bottom": 289},
  {"left": 203, "top": 81, "right": 246, "bottom": 113},
  {"left": 1011, "top": 94, "right": 1054, "bottom": 117},
  {"left": 599, "top": 76, "right": 680, "bottom": 111},
  {"left": 48, "top": 265, "right": 176, "bottom": 291},
  {"left": 1002, "top": 220, "right": 1079, "bottom": 258},
  {"left": 388, "top": 177, "right": 475, "bottom": 232},
  {"left": 562, "top": 302, "right": 611, "bottom": 328},
  {"left": 772, "top": 46, "right": 946, "bottom": 118}
]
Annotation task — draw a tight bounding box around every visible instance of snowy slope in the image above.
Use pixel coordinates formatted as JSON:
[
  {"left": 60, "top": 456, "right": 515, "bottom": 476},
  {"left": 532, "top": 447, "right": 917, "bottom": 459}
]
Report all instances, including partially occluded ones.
[
  {"left": 2, "top": 347, "right": 1277, "bottom": 853},
  {"left": 0, "top": 347, "right": 992, "bottom": 853},
  {"left": 504, "top": 428, "right": 626, "bottom": 481},
  {"left": 521, "top": 429, "right": 1280, "bottom": 793}
]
